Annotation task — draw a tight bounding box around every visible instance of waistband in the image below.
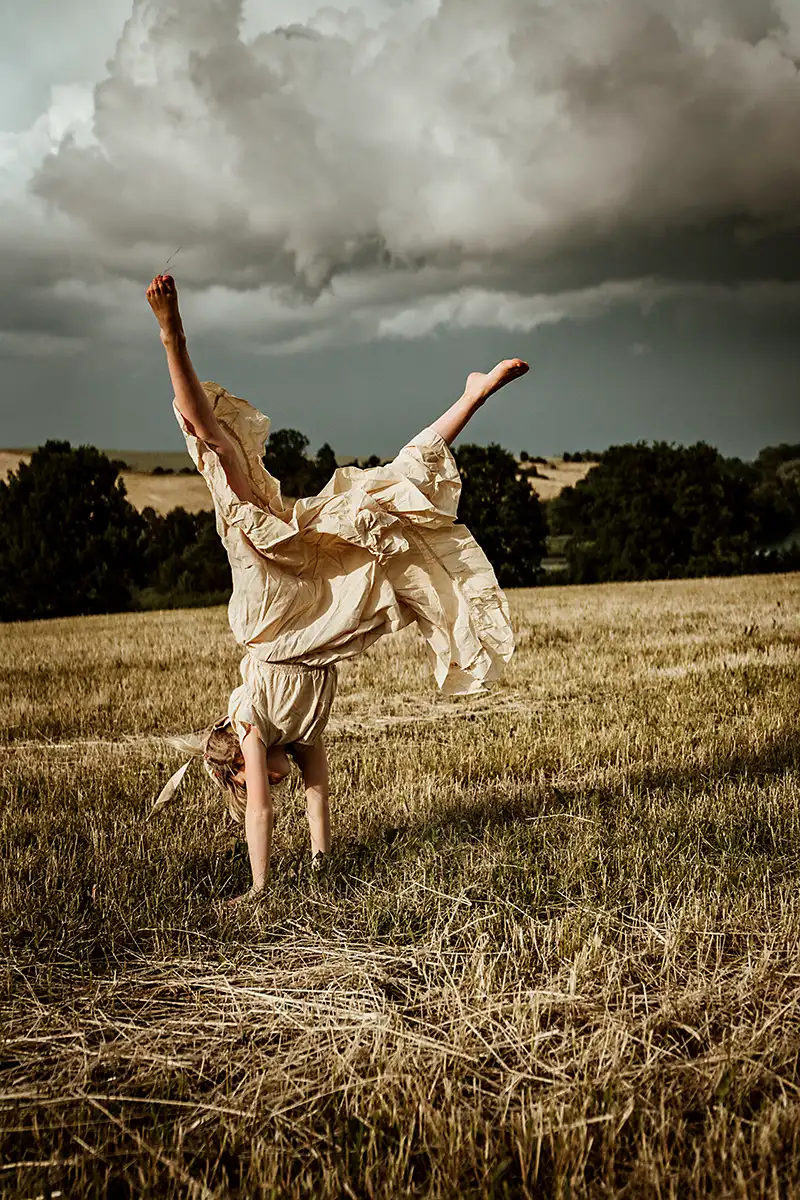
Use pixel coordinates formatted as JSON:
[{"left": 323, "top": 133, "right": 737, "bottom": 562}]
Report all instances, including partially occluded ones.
[{"left": 259, "top": 660, "right": 334, "bottom": 675}]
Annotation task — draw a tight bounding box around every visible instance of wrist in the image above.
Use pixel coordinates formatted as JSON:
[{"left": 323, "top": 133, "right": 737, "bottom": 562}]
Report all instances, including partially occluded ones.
[{"left": 160, "top": 327, "right": 187, "bottom": 352}]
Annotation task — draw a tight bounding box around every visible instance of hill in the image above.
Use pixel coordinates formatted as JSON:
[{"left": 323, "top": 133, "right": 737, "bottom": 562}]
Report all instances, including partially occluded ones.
[
  {"left": 520, "top": 457, "right": 598, "bottom": 500},
  {"left": 1, "top": 449, "right": 212, "bottom": 515},
  {"left": 2, "top": 449, "right": 597, "bottom": 514}
]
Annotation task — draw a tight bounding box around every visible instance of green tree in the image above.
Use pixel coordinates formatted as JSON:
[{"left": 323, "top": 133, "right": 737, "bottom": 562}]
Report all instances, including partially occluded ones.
[
  {"left": 315, "top": 443, "right": 338, "bottom": 483},
  {"left": 138, "top": 507, "right": 230, "bottom": 607},
  {"left": 263, "top": 430, "right": 340, "bottom": 498},
  {"left": 552, "top": 442, "right": 763, "bottom": 583},
  {"left": 453, "top": 443, "right": 548, "bottom": 587},
  {"left": 262, "top": 428, "right": 313, "bottom": 497},
  {"left": 750, "top": 443, "right": 800, "bottom": 547},
  {"left": 0, "top": 442, "right": 144, "bottom": 621}
]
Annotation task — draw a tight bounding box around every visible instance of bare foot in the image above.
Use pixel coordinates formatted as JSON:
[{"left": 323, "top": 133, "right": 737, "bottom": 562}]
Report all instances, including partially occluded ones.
[
  {"left": 146, "top": 273, "right": 183, "bottom": 344},
  {"left": 464, "top": 358, "right": 529, "bottom": 405}
]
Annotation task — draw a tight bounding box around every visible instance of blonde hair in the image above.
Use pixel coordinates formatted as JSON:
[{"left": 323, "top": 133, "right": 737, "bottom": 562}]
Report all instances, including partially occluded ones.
[{"left": 202, "top": 720, "right": 247, "bottom": 822}]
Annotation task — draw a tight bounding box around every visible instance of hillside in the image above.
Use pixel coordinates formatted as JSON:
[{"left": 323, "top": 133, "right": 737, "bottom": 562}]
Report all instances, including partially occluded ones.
[
  {"left": 1, "top": 449, "right": 213, "bottom": 515},
  {"left": 1, "top": 449, "right": 597, "bottom": 514},
  {"left": 520, "top": 457, "right": 598, "bottom": 500}
]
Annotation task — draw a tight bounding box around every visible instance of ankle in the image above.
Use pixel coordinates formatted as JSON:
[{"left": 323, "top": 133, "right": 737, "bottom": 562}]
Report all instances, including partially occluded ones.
[{"left": 461, "top": 391, "right": 486, "bottom": 413}]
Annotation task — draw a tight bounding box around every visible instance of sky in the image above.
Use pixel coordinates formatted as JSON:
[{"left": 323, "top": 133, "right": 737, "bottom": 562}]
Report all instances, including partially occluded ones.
[{"left": 1, "top": 0, "right": 798, "bottom": 460}]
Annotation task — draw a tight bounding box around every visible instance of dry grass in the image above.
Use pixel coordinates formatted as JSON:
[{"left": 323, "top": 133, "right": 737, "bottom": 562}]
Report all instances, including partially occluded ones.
[
  {"left": 1, "top": 574, "right": 799, "bottom": 1198},
  {"left": 524, "top": 459, "right": 598, "bottom": 501},
  {"left": 119, "top": 473, "right": 213, "bottom": 516}
]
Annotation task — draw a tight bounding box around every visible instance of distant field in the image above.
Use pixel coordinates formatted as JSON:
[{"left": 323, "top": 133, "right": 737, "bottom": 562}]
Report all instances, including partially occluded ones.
[
  {"left": 0, "top": 449, "right": 212, "bottom": 517},
  {"left": 2, "top": 573, "right": 799, "bottom": 1197},
  {"left": 522, "top": 458, "right": 597, "bottom": 500},
  {"left": 1, "top": 449, "right": 596, "bottom": 515}
]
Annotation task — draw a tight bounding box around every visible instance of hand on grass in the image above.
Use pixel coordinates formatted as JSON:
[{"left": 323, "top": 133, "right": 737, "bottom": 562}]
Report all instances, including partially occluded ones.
[{"left": 223, "top": 887, "right": 262, "bottom": 908}]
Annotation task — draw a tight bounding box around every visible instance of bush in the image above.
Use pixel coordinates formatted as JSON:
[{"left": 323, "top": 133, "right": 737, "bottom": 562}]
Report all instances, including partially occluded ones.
[
  {"left": 551, "top": 441, "right": 765, "bottom": 584},
  {"left": 137, "top": 507, "right": 230, "bottom": 606},
  {"left": 0, "top": 442, "right": 144, "bottom": 621},
  {"left": 453, "top": 443, "right": 548, "bottom": 587}
]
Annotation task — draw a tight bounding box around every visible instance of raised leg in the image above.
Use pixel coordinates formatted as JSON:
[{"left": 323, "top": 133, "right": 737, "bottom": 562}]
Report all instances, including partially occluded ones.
[{"left": 432, "top": 359, "right": 529, "bottom": 446}]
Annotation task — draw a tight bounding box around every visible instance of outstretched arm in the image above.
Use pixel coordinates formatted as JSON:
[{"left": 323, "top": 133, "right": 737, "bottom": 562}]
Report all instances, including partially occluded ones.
[
  {"left": 240, "top": 726, "right": 273, "bottom": 892},
  {"left": 146, "top": 274, "right": 260, "bottom": 505}
]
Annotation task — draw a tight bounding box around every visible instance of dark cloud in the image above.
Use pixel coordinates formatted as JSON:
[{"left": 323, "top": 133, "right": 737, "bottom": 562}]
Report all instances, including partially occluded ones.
[
  {"left": 28, "top": 0, "right": 800, "bottom": 309},
  {"left": 0, "top": 0, "right": 798, "bottom": 460}
]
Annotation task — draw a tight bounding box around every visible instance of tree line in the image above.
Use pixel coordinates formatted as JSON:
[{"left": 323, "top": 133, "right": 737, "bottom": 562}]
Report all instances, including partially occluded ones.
[{"left": 0, "top": 432, "right": 797, "bottom": 621}]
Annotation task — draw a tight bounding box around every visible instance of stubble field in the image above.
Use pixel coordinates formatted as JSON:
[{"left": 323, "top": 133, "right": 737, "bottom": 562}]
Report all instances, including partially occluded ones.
[{"left": 1, "top": 573, "right": 799, "bottom": 1198}]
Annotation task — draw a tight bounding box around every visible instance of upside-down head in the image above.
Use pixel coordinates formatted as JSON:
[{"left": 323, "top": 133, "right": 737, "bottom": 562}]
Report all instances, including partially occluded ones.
[
  {"left": 202, "top": 721, "right": 293, "bottom": 822},
  {"left": 203, "top": 722, "right": 248, "bottom": 822}
]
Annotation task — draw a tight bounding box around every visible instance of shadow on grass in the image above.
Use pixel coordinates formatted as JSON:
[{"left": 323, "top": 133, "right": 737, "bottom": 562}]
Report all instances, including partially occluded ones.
[
  {"left": 6, "top": 729, "right": 796, "bottom": 979},
  {"left": 635, "top": 726, "right": 799, "bottom": 792},
  {"left": 325, "top": 725, "right": 800, "bottom": 879}
]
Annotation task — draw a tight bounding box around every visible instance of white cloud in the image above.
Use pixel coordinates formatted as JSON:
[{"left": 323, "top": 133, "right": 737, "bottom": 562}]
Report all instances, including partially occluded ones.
[
  {"left": 2, "top": 0, "right": 800, "bottom": 355},
  {"left": 0, "top": 84, "right": 95, "bottom": 199}
]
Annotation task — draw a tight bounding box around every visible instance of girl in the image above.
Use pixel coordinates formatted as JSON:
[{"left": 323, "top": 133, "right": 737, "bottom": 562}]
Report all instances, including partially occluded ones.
[{"left": 146, "top": 273, "right": 528, "bottom": 900}]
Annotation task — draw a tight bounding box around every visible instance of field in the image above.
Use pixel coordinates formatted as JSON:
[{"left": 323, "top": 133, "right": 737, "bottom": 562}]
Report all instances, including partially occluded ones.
[
  {"left": 1, "top": 574, "right": 799, "bottom": 1198},
  {"left": 519, "top": 458, "right": 598, "bottom": 502},
  {"left": 0, "top": 450, "right": 211, "bottom": 517},
  {"left": 1, "top": 451, "right": 596, "bottom": 516}
]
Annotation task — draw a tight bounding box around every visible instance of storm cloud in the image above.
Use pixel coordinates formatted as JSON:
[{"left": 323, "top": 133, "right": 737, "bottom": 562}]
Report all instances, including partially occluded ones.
[
  {"left": 1, "top": 0, "right": 795, "bottom": 354},
  {"left": 0, "top": 0, "right": 797, "bottom": 460}
]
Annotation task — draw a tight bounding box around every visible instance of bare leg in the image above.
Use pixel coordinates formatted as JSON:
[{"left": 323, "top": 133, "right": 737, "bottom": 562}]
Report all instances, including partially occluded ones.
[
  {"left": 229, "top": 726, "right": 273, "bottom": 902},
  {"left": 432, "top": 359, "right": 529, "bottom": 446}
]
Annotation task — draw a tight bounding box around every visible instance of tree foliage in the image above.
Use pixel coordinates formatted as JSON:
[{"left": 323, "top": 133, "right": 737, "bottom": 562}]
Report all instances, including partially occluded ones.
[
  {"left": 453, "top": 443, "right": 547, "bottom": 587},
  {"left": 137, "top": 507, "right": 230, "bottom": 608},
  {"left": 4, "top": 427, "right": 793, "bottom": 623},
  {"left": 262, "top": 429, "right": 339, "bottom": 499},
  {"left": 551, "top": 441, "right": 771, "bottom": 583},
  {"left": 0, "top": 442, "right": 144, "bottom": 621},
  {"left": 750, "top": 443, "right": 800, "bottom": 548}
]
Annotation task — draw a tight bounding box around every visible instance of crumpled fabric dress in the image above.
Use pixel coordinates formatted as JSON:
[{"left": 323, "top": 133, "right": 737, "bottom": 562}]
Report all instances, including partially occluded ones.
[{"left": 176, "top": 383, "right": 514, "bottom": 747}]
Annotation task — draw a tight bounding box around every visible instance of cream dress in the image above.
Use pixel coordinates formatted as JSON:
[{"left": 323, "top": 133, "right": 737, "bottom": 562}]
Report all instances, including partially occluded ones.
[{"left": 176, "top": 383, "right": 514, "bottom": 748}]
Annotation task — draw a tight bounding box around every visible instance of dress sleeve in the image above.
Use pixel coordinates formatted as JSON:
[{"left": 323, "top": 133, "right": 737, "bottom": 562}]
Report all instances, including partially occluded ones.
[{"left": 173, "top": 384, "right": 300, "bottom": 555}]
